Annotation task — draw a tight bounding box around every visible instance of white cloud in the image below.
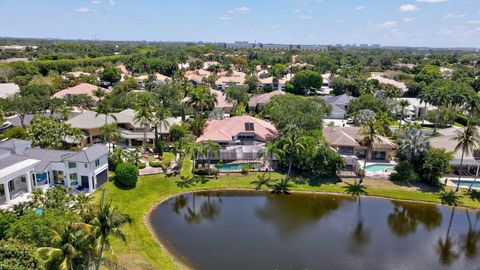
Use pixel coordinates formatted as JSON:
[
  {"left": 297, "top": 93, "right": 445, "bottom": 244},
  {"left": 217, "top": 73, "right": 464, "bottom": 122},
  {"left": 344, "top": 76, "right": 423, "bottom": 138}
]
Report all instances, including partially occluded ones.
[
  {"left": 398, "top": 4, "right": 420, "bottom": 12},
  {"left": 109, "top": 0, "right": 116, "bottom": 5},
  {"left": 355, "top": 6, "right": 366, "bottom": 10},
  {"left": 442, "top": 13, "right": 466, "bottom": 20},
  {"left": 377, "top": 20, "right": 398, "bottom": 29},
  {"left": 229, "top": 6, "right": 250, "bottom": 14},
  {"left": 91, "top": 0, "right": 101, "bottom": 4},
  {"left": 218, "top": 16, "right": 231, "bottom": 21},
  {"left": 417, "top": 0, "right": 448, "bottom": 3},
  {"left": 74, "top": 7, "right": 93, "bottom": 13},
  {"left": 403, "top": 17, "right": 416, "bottom": 22},
  {"left": 467, "top": 20, "right": 480, "bottom": 24},
  {"left": 298, "top": 15, "right": 313, "bottom": 20}
]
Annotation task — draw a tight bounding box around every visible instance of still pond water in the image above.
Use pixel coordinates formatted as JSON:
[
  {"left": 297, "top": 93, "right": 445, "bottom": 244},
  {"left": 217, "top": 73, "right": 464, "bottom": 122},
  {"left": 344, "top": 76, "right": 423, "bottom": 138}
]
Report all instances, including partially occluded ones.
[{"left": 149, "top": 191, "right": 480, "bottom": 270}]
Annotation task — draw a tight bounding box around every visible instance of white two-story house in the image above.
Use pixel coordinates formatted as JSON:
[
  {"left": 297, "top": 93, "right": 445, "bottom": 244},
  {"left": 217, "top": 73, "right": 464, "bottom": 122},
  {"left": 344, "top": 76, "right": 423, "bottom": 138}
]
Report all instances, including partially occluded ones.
[{"left": 0, "top": 139, "right": 109, "bottom": 206}]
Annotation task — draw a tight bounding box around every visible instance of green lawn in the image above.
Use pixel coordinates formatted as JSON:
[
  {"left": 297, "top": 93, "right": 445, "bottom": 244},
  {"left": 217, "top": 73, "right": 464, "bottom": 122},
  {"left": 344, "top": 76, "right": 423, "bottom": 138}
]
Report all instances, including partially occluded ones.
[{"left": 96, "top": 173, "right": 480, "bottom": 270}]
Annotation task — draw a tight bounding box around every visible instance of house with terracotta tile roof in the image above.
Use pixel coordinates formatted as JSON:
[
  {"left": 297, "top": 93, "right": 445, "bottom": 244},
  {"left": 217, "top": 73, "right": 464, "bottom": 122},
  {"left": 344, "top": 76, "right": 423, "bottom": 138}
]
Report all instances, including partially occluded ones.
[
  {"left": 197, "top": 116, "right": 278, "bottom": 161},
  {"left": 248, "top": 90, "right": 285, "bottom": 111},
  {"left": 323, "top": 126, "right": 396, "bottom": 161},
  {"left": 215, "top": 71, "right": 246, "bottom": 90},
  {"left": 52, "top": 83, "right": 110, "bottom": 104}
]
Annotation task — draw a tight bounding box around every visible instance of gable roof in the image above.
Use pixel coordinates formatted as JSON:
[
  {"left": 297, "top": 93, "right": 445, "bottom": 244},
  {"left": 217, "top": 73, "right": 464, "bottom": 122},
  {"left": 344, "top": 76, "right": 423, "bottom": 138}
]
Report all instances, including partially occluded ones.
[
  {"left": 23, "top": 148, "right": 75, "bottom": 172},
  {"left": 248, "top": 90, "right": 286, "bottom": 108},
  {"left": 323, "top": 94, "right": 355, "bottom": 106},
  {"left": 197, "top": 115, "right": 278, "bottom": 142},
  {"left": 64, "top": 144, "right": 109, "bottom": 163}
]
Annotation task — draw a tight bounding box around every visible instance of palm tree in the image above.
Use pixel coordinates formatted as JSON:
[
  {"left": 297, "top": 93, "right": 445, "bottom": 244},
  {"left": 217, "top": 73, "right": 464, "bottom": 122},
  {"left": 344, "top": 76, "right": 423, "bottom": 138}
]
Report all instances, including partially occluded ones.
[
  {"left": 100, "top": 123, "right": 120, "bottom": 153},
  {"left": 453, "top": 126, "right": 480, "bottom": 191},
  {"left": 37, "top": 224, "right": 88, "bottom": 270},
  {"left": 258, "top": 141, "right": 280, "bottom": 179},
  {"left": 153, "top": 107, "right": 171, "bottom": 155},
  {"left": 398, "top": 127, "right": 430, "bottom": 163},
  {"left": 398, "top": 99, "right": 410, "bottom": 128},
  {"left": 93, "top": 190, "right": 131, "bottom": 270},
  {"left": 359, "top": 118, "right": 380, "bottom": 184},
  {"left": 134, "top": 94, "right": 155, "bottom": 149},
  {"left": 187, "top": 86, "right": 217, "bottom": 115},
  {"left": 202, "top": 140, "right": 220, "bottom": 176},
  {"left": 95, "top": 99, "right": 117, "bottom": 143},
  {"left": 279, "top": 131, "right": 306, "bottom": 180}
]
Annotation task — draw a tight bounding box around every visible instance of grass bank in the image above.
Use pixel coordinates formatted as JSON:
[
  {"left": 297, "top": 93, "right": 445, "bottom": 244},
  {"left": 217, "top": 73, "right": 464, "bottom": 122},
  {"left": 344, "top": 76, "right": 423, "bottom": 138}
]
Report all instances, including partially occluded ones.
[{"left": 96, "top": 173, "right": 480, "bottom": 270}]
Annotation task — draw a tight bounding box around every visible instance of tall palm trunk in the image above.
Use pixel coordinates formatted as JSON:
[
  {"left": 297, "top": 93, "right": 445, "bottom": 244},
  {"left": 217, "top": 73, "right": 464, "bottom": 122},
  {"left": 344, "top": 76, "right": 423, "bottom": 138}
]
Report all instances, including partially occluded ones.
[
  {"left": 360, "top": 147, "right": 369, "bottom": 184},
  {"left": 207, "top": 151, "right": 211, "bottom": 176},
  {"left": 456, "top": 150, "right": 465, "bottom": 192},
  {"left": 143, "top": 123, "right": 148, "bottom": 149},
  {"left": 96, "top": 239, "right": 106, "bottom": 270},
  {"left": 399, "top": 107, "right": 404, "bottom": 128},
  {"left": 468, "top": 165, "right": 479, "bottom": 192},
  {"left": 287, "top": 161, "right": 293, "bottom": 180}
]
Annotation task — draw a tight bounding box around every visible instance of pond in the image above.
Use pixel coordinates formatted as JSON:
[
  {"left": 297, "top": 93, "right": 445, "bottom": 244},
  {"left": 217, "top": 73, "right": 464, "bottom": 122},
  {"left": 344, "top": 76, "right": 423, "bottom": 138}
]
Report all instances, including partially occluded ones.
[{"left": 149, "top": 191, "right": 480, "bottom": 270}]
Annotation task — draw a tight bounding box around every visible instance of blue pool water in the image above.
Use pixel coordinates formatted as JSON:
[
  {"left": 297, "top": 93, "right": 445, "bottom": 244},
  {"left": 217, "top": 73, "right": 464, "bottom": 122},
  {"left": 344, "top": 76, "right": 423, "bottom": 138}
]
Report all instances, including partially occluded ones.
[
  {"left": 216, "top": 163, "right": 262, "bottom": 171},
  {"left": 365, "top": 164, "right": 395, "bottom": 173},
  {"left": 452, "top": 180, "right": 480, "bottom": 189}
]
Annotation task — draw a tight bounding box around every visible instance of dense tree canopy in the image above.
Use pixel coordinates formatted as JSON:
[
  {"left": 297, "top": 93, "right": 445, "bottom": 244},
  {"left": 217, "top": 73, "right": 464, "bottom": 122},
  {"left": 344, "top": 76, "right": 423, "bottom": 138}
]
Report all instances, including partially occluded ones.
[{"left": 263, "top": 94, "right": 330, "bottom": 131}]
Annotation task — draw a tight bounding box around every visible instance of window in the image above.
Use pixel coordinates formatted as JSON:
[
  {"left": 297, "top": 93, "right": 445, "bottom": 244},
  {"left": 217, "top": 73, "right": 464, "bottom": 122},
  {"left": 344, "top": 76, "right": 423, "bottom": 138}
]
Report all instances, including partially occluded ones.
[
  {"left": 53, "top": 170, "right": 65, "bottom": 186},
  {"left": 68, "top": 162, "right": 77, "bottom": 169},
  {"left": 244, "top": 122, "right": 255, "bottom": 131},
  {"left": 84, "top": 163, "right": 88, "bottom": 168},
  {"left": 70, "top": 173, "right": 78, "bottom": 186},
  {"left": 95, "top": 159, "right": 100, "bottom": 167}
]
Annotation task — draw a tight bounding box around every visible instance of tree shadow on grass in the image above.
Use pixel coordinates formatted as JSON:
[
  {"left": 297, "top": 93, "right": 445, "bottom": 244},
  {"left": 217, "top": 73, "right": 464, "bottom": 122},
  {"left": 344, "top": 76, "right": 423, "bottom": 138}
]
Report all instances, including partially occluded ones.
[
  {"left": 113, "top": 181, "right": 136, "bottom": 191},
  {"left": 308, "top": 176, "right": 341, "bottom": 187},
  {"left": 466, "top": 190, "right": 480, "bottom": 203},
  {"left": 175, "top": 176, "right": 210, "bottom": 188}
]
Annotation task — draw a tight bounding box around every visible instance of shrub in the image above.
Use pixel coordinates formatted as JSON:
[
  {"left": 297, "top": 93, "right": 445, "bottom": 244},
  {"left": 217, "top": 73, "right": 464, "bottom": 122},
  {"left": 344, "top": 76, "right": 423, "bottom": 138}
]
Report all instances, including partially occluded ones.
[
  {"left": 115, "top": 163, "right": 139, "bottom": 188},
  {"left": 194, "top": 168, "right": 216, "bottom": 176},
  {"left": 180, "top": 156, "right": 193, "bottom": 179},
  {"left": 149, "top": 161, "right": 162, "bottom": 168},
  {"left": 138, "top": 162, "right": 146, "bottom": 169},
  {"left": 241, "top": 165, "right": 250, "bottom": 175},
  {"left": 389, "top": 161, "right": 417, "bottom": 184}
]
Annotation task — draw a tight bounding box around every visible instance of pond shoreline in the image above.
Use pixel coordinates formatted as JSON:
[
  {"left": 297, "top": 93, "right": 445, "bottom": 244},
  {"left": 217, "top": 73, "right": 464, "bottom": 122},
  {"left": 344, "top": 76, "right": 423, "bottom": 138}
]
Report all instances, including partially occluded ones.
[{"left": 144, "top": 187, "right": 478, "bottom": 270}]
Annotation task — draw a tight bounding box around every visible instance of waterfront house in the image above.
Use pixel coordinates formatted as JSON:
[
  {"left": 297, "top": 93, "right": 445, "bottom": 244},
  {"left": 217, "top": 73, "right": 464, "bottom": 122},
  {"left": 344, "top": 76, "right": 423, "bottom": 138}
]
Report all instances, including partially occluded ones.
[
  {"left": 66, "top": 109, "right": 183, "bottom": 146},
  {"left": 323, "top": 126, "right": 396, "bottom": 162},
  {"left": 0, "top": 139, "right": 108, "bottom": 206},
  {"left": 196, "top": 116, "right": 278, "bottom": 161}
]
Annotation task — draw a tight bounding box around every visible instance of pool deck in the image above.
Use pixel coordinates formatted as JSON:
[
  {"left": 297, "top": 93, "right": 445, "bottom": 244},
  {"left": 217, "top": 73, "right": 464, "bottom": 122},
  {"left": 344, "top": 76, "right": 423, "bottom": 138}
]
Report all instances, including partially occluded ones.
[{"left": 362, "top": 161, "right": 397, "bottom": 178}]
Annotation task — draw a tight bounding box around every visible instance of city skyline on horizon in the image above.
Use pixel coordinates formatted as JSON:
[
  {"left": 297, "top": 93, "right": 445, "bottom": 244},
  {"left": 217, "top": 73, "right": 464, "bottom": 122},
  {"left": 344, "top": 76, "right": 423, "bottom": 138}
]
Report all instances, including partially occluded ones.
[{"left": 1, "top": 0, "right": 480, "bottom": 48}]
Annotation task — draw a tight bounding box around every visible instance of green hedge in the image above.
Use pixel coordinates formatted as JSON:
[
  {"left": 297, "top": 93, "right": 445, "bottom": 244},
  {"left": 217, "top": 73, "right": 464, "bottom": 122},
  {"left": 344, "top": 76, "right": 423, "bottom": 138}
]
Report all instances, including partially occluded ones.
[
  {"left": 149, "top": 161, "right": 162, "bottom": 168},
  {"left": 193, "top": 168, "right": 216, "bottom": 176},
  {"left": 115, "top": 163, "right": 139, "bottom": 188},
  {"left": 455, "top": 114, "right": 468, "bottom": 126}
]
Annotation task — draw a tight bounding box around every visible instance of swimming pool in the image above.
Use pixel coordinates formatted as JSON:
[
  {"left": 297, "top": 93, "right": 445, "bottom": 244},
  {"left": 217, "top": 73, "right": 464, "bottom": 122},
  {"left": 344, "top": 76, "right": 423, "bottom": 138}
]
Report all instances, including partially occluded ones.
[
  {"left": 451, "top": 180, "right": 480, "bottom": 189},
  {"left": 364, "top": 164, "right": 395, "bottom": 173},
  {"left": 216, "top": 163, "right": 262, "bottom": 172}
]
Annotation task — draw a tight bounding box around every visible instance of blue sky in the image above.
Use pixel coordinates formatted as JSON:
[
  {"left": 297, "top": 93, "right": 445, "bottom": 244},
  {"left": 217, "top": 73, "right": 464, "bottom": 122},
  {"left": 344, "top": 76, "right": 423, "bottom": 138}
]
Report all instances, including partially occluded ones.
[{"left": 1, "top": 0, "right": 480, "bottom": 47}]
